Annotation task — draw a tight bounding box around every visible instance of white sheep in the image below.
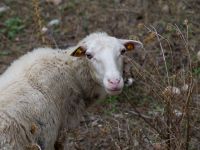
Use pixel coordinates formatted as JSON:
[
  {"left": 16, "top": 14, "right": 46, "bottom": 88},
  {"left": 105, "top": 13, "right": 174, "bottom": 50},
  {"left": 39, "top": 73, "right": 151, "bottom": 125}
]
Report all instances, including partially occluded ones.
[{"left": 0, "top": 32, "right": 142, "bottom": 150}]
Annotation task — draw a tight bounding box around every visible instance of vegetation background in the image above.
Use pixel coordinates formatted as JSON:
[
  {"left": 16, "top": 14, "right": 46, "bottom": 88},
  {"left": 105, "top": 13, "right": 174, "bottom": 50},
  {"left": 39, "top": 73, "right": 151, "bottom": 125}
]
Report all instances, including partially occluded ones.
[{"left": 0, "top": 0, "right": 200, "bottom": 149}]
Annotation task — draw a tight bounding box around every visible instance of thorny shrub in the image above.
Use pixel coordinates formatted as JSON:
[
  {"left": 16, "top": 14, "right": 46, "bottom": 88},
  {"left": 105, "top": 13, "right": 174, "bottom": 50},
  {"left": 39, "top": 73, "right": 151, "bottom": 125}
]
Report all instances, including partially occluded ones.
[{"left": 122, "top": 23, "right": 200, "bottom": 150}]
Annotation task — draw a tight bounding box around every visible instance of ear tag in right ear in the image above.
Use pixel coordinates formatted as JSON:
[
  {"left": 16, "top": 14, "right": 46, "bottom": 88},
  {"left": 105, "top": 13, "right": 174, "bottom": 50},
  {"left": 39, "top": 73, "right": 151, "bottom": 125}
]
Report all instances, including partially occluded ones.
[
  {"left": 71, "top": 47, "right": 86, "bottom": 57},
  {"left": 75, "top": 48, "right": 84, "bottom": 56}
]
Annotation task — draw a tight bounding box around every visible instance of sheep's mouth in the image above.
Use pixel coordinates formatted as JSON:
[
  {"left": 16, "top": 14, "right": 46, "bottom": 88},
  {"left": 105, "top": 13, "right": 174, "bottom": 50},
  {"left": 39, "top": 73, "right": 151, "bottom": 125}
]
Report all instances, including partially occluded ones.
[{"left": 105, "top": 88, "right": 122, "bottom": 95}]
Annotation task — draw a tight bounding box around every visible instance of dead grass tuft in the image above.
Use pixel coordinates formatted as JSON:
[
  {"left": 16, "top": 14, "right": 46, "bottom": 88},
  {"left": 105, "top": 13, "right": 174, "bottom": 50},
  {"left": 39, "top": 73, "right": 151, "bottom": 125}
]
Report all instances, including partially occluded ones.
[{"left": 122, "top": 23, "right": 199, "bottom": 150}]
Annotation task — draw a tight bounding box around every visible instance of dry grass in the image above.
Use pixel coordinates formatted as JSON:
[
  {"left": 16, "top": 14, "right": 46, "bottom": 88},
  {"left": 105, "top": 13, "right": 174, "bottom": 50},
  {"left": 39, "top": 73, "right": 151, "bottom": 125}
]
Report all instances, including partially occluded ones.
[{"left": 122, "top": 23, "right": 200, "bottom": 149}]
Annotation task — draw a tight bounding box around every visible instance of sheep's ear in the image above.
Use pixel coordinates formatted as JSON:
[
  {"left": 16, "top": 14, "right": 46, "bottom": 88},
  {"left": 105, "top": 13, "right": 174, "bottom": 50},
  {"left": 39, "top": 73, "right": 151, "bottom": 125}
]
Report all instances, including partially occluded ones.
[
  {"left": 120, "top": 39, "right": 143, "bottom": 51},
  {"left": 71, "top": 46, "right": 86, "bottom": 57}
]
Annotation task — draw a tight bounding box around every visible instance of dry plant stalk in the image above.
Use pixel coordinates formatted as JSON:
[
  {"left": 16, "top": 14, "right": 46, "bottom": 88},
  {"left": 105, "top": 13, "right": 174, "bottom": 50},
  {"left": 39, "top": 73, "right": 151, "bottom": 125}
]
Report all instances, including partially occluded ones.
[
  {"left": 32, "top": 0, "right": 49, "bottom": 46},
  {"left": 124, "top": 24, "right": 197, "bottom": 150}
]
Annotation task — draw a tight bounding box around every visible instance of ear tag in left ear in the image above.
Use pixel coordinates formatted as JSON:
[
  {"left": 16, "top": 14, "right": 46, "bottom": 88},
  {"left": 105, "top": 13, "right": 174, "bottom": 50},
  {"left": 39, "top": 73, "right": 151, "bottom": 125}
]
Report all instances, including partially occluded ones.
[{"left": 125, "top": 43, "right": 135, "bottom": 51}]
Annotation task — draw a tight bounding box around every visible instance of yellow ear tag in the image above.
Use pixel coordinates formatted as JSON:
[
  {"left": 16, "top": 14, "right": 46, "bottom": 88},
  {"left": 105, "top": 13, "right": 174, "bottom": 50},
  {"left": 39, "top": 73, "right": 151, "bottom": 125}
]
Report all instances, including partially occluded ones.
[
  {"left": 126, "top": 43, "right": 135, "bottom": 51},
  {"left": 71, "top": 47, "right": 85, "bottom": 57},
  {"left": 75, "top": 48, "right": 83, "bottom": 56}
]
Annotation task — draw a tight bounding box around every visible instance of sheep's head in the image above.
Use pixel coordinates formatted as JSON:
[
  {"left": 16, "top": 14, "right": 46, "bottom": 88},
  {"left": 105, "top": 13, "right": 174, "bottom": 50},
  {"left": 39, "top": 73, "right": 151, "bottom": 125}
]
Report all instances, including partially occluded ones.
[{"left": 71, "top": 32, "right": 143, "bottom": 95}]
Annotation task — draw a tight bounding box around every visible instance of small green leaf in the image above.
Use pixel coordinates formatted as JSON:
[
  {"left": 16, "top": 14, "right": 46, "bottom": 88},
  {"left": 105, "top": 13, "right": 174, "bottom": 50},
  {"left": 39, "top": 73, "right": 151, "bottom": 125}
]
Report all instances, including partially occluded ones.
[{"left": 0, "top": 51, "right": 12, "bottom": 56}]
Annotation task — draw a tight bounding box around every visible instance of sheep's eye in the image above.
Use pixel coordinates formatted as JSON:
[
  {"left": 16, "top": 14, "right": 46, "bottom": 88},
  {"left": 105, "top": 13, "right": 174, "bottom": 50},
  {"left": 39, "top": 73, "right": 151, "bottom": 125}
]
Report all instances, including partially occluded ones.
[
  {"left": 121, "top": 49, "right": 126, "bottom": 55},
  {"left": 86, "top": 53, "right": 93, "bottom": 59}
]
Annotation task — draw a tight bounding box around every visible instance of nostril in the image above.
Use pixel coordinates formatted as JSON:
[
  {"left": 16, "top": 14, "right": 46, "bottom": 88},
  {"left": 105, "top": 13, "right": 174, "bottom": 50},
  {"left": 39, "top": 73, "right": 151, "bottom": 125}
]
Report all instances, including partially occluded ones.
[
  {"left": 115, "top": 79, "right": 120, "bottom": 84},
  {"left": 108, "top": 79, "right": 120, "bottom": 85},
  {"left": 108, "top": 79, "right": 113, "bottom": 84}
]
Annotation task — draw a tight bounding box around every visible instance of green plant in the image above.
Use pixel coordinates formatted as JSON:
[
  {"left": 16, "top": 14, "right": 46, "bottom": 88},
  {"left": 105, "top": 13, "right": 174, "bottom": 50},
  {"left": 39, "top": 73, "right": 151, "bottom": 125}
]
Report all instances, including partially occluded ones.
[
  {"left": 0, "top": 17, "right": 25, "bottom": 39},
  {"left": 98, "top": 96, "right": 119, "bottom": 114},
  {"left": 0, "top": 51, "right": 12, "bottom": 56},
  {"left": 193, "top": 67, "right": 200, "bottom": 75}
]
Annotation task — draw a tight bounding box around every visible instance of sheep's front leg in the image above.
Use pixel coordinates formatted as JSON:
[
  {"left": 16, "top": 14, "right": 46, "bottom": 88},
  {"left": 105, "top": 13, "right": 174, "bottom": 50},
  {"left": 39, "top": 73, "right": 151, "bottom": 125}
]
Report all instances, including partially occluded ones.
[
  {"left": 54, "top": 141, "right": 64, "bottom": 150},
  {"left": 54, "top": 102, "right": 86, "bottom": 149},
  {"left": 54, "top": 128, "right": 67, "bottom": 150}
]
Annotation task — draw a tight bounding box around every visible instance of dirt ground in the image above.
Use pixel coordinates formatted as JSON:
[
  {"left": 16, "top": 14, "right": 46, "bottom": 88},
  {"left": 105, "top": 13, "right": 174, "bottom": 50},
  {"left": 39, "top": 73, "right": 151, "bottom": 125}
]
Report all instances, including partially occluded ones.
[{"left": 0, "top": 0, "right": 200, "bottom": 149}]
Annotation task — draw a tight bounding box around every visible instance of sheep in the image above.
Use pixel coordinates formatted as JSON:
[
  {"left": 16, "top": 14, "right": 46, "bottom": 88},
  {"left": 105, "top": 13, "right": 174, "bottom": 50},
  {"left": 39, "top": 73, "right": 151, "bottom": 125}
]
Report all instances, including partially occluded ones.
[{"left": 0, "top": 32, "right": 143, "bottom": 150}]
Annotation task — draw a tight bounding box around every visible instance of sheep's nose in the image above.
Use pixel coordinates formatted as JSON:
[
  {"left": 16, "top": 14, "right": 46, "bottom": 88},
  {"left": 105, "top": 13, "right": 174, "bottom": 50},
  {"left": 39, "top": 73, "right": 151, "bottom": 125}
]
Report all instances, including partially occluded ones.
[{"left": 108, "top": 78, "right": 120, "bottom": 85}]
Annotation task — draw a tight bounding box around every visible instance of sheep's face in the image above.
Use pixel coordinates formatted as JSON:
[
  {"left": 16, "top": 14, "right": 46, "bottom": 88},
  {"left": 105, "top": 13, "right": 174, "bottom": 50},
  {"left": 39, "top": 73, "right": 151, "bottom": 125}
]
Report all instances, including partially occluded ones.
[{"left": 71, "top": 33, "right": 143, "bottom": 95}]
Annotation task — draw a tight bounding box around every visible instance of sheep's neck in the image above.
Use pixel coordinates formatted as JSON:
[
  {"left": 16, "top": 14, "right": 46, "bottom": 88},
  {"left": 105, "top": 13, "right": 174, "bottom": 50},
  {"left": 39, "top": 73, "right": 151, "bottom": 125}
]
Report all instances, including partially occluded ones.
[{"left": 72, "top": 58, "right": 107, "bottom": 106}]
